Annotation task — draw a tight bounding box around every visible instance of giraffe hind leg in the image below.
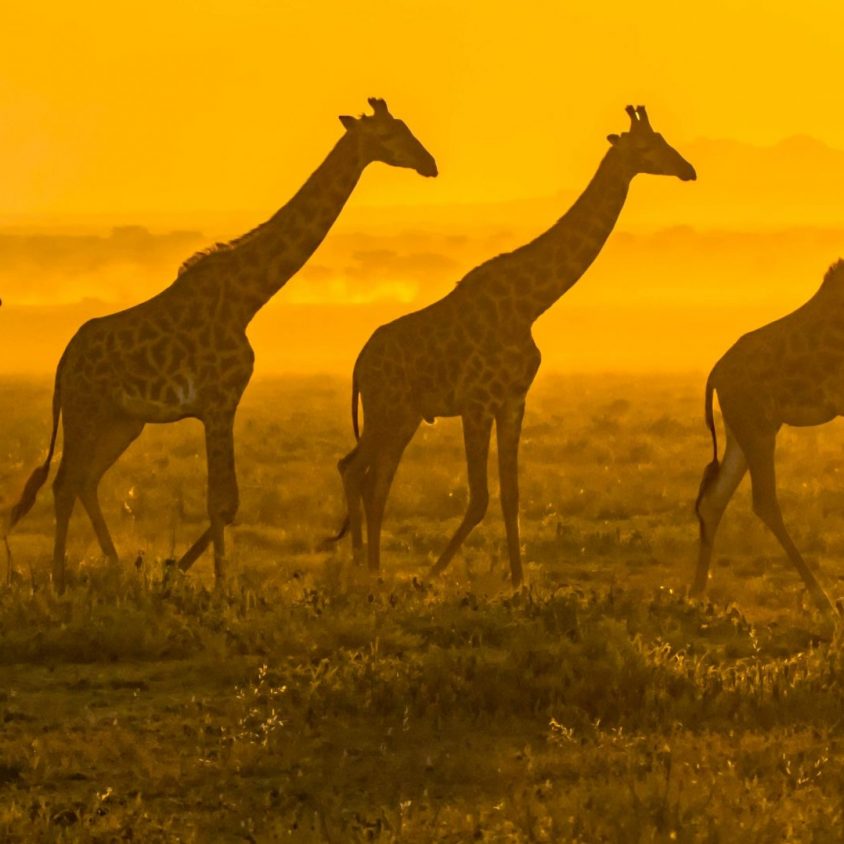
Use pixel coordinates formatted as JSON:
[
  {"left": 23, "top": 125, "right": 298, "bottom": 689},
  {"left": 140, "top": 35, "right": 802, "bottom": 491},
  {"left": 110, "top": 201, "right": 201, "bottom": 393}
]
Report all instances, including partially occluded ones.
[
  {"left": 336, "top": 444, "right": 368, "bottom": 565},
  {"left": 362, "top": 416, "right": 419, "bottom": 573},
  {"left": 692, "top": 426, "right": 747, "bottom": 596},
  {"left": 51, "top": 456, "right": 77, "bottom": 594},
  {"left": 78, "top": 416, "right": 145, "bottom": 564},
  {"left": 51, "top": 413, "right": 145, "bottom": 590}
]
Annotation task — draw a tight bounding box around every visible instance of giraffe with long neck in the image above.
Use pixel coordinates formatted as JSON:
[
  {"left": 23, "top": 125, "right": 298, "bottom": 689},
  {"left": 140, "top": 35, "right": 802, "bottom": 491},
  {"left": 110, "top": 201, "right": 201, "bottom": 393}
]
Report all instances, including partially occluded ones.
[
  {"left": 693, "top": 261, "right": 844, "bottom": 614},
  {"left": 5, "top": 98, "right": 437, "bottom": 591},
  {"left": 332, "top": 106, "right": 696, "bottom": 585}
]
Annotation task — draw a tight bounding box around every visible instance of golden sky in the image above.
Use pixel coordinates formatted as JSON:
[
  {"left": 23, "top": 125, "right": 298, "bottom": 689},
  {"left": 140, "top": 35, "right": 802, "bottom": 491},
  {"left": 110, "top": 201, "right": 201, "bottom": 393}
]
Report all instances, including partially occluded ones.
[
  {"left": 3, "top": 1, "right": 844, "bottom": 375},
  {"left": 3, "top": 0, "right": 844, "bottom": 218}
]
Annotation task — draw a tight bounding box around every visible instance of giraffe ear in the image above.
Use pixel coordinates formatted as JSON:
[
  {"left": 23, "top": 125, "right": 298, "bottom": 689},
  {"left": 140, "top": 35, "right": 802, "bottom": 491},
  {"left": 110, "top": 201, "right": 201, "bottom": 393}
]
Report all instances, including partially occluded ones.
[
  {"left": 607, "top": 134, "right": 621, "bottom": 145},
  {"left": 339, "top": 115, "right": 358, "bottom": 130}
]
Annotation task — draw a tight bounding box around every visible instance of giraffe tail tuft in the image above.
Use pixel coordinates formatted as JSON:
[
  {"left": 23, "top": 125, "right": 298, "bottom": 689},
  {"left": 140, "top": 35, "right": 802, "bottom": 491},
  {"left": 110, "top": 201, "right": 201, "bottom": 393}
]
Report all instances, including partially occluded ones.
[
  {"left": 694, "top": 374, "right": 719, "bottom": 541},
  {"left": 5, "top": 350, "right": 66, "bottom": 537},
  {"left": 322, "top": 516, "right": 350, "bottom": 547},
  {"left": 324, "top": 445, "right": 360, "bottom": 547}
]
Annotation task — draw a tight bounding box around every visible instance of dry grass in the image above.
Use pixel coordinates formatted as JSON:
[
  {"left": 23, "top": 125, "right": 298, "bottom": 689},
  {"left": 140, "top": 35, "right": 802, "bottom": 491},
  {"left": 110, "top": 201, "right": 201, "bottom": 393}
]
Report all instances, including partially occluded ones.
[{"left": 1, "top": 373, "right": 843, "bottom": 842}]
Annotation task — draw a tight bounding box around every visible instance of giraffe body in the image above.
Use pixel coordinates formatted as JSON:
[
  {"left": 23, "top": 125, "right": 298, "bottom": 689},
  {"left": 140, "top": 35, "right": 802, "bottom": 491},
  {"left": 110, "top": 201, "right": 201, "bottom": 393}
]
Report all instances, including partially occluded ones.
[
  {"left": 694, "top": 261, "right": 844, "bottom": 612},
  {"left": 334, "top": 106, "right": 696, "bottom": 585},
  {"left": 359, "top": 293, "right": 541, "bottom": 423},
  {"left": 6, "top": 99, "right": 437, "bottom": 591}
]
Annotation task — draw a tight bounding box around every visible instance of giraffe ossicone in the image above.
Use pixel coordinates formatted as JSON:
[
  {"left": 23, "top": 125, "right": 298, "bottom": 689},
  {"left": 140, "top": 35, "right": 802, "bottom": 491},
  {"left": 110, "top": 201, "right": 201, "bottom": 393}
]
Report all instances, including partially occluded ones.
[
  {"left": 4, "top": 98, "right": 438, "bottom": 592},
  {"left": 331, "top": 105, "right": 696, "bottom": 586}
]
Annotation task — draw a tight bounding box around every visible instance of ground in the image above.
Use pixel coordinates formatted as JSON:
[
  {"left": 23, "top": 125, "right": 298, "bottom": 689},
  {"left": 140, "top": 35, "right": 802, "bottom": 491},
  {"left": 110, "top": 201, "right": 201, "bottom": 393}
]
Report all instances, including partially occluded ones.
[{"left": 0, "top": 374, "right": 843, "bottom": 842}]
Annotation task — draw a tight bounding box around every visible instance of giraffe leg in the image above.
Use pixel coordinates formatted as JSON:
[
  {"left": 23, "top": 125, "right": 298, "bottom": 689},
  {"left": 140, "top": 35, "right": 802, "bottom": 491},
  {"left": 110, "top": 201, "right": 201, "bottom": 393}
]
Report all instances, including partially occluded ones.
[
  {"left": 362, "top": 417, "right": 419, "bottom": 573},
  {"left": 744, "top": 431, "right": 834, "bottom": 613},
  {"left": 50, "top": 412, "right": 98, "bottom": 592},
  {"left": 430, "top": 411, "right": 494, "bottom": 578},
  {"left": 199, "top": 413, "right": 239, "bottom": 585},
  {"left": 177, "top": 527, "right": 213, "bottom": 572},
  {"left": 337, "top": 444, "right": 368, "bottom": 565},
  {"left": 692, "top": 426, "right": 747, "bottom": 596},
  {"left": 496, "top": 400, "right": 526, "bottom": 587},
  {"left": 51, "top": 412, "right": 145, "bottom": 590},
  {"left": 51, "top": 456, "right": 78, "bottom": 594},
  {"left": 78, "top": 416, "right": 145, "bottom": 563}
]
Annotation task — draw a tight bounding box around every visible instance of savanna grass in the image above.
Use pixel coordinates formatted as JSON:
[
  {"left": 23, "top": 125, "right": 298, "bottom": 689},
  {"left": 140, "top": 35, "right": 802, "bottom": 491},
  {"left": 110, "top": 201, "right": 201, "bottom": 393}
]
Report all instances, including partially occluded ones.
[{"left": 1, "top": 374, "right": 843, "bottom": 841}]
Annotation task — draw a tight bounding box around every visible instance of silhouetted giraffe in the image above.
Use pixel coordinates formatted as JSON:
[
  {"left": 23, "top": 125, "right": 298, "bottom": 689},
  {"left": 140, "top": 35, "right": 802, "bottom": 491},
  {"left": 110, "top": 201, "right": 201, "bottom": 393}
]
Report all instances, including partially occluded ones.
[
  {"left": 332, "top": 106, "right": 696, "bottom": 585},
  {"left": 693, "top": 261, "right": 844, "bottom": 613},
  {"left": 5, "top": 98, "right": 437, "bottom": 591}
]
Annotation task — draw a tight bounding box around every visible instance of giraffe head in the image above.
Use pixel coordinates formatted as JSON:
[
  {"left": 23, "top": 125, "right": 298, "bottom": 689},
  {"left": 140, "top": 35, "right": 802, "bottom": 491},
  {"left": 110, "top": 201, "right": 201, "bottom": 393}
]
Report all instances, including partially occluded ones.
[
  {"left": 339, "top": 98, "right": 438, "bottom": 178},
  {"left": 607, "top": 105, "right": 697, "bottom": 181}
]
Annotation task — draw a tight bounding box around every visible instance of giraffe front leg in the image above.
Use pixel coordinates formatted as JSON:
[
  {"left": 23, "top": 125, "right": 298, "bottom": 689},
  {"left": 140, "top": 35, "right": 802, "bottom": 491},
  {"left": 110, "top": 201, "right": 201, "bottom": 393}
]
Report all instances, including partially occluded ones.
[
  {"left": 744, "top": 432, "right": 835, "bottom": 614},
  {"left": 203, "top": 413, "right": 239, "bottom": 587},
  {"left": 430, "top": 410, "right": 493, "bottom": 578},
  {"left": 78, "top": 415, "right": 146, "bottom": 566},
  {"left": 496, "top": 400, "right": 525, "bottom": 587},
  {"left": 50, "top": 412, "right": 100, "bottom": 593}
]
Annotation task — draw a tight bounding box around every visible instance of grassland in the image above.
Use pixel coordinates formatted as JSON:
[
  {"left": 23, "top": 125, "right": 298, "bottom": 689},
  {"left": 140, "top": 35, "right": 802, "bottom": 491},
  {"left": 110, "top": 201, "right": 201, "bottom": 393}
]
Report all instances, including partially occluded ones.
[{"left": 1, "top": 373, "right": 843, "bottom": 842}]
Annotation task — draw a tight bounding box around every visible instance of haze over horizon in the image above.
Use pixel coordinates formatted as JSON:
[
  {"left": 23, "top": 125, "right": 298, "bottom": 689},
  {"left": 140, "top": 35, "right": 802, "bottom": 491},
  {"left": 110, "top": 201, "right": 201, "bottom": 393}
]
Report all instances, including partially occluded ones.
[{"left": 2, "top": 1, "right": 844, "bottom": 376}]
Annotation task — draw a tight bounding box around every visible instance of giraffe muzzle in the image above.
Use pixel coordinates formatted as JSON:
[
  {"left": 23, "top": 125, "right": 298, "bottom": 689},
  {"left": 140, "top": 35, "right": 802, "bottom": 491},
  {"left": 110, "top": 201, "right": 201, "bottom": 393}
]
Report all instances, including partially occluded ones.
[
  {"left": 678, "top": 162, "right": 697, "bottom": 181},
  {"left": 416, "top": 159, "right": 439, "bottom": 178}
]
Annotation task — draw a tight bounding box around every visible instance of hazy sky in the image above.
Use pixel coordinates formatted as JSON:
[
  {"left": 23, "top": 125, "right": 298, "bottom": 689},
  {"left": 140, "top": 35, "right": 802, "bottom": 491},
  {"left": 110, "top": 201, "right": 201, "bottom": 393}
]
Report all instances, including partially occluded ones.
[{"left": 3, "top": 1, "right": 844, "bottom": 218}]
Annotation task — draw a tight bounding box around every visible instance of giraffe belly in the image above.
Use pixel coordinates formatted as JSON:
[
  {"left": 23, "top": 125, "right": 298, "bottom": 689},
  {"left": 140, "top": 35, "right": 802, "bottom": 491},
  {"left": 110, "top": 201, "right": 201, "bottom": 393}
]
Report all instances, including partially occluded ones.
[
  {"left": 417, "top": 392, "right": 459, "bottom": 421},
  {"left": 781, "top": 406, "right": 837, "bottom": 427}
]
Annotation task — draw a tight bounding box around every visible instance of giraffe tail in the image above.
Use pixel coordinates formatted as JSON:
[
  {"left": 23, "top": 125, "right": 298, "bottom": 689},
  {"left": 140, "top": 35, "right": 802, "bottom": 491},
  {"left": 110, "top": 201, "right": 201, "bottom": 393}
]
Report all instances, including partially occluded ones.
[
  {"left": 324, "top": 515, "right": 350, "bottom": 545},
  {"left": 694, "top": 374, "right": 719, "bottom": 541},
  {"left": 5, "top": 350, "right": 65, "bottom": 536},
  {"left": 351, "top": 370, "right": 361, "bottom": 442}
]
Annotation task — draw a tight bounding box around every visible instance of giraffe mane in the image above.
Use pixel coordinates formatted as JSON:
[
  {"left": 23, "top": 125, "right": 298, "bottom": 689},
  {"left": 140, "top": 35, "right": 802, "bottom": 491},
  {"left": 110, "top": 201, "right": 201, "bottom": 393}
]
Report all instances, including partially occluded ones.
[{"left": 177, "top": 220, "right": 271, "bottom": 277}]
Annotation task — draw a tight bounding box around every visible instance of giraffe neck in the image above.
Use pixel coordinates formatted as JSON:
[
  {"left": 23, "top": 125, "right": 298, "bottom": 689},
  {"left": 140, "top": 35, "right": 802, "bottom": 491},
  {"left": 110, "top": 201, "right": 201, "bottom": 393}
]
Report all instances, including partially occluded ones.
[
  {"left": 518, "top": 150, "right": 632, "bottom": 321},
  {"left": 219, "top": 131, "right": 366, "bottom": 326}
]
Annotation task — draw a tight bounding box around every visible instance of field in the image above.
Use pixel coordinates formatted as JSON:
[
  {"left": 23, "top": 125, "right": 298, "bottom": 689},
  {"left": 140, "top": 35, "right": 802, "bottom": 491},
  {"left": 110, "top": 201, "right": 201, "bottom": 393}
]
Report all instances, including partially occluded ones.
[{"left": 1, "top": 373, "right": 843, "bottom": 842}]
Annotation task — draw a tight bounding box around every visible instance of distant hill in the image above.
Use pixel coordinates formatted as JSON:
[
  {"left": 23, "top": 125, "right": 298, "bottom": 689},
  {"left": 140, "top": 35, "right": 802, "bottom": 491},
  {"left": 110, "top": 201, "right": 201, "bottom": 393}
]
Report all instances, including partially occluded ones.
[{"left": 337, "top": 135, "right": 844, "bottom": 232}]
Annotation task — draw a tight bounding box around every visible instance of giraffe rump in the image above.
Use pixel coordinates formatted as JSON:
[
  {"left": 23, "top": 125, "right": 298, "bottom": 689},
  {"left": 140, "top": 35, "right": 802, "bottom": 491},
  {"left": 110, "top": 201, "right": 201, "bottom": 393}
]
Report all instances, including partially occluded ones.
[
  {"left": 5, "top": 352, "right": 65, "bottom": 535},
  {"left": 694, "top": 375, "right": 719, "bottom": 541}
]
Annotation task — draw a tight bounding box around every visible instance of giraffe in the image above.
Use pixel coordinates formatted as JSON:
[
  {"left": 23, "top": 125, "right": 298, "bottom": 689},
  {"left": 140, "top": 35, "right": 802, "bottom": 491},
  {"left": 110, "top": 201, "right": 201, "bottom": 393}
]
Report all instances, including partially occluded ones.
[
  {"left": 331, "top": 105, "right": 696, "bottom": 585},
  {"left": 693, "top": 260, "right": 844, "bottom": 614},
  {"left": 4, "top": 98, "right": 437, "bottom": 592}
]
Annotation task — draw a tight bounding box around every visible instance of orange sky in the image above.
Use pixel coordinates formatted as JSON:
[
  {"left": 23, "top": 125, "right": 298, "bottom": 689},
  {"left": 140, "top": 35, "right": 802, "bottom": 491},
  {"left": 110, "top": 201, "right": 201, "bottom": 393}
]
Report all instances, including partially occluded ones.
[
  {"left": 3, "top": 1, "right": 844, "bottom": 219},
  {"left": 2, "top": 2, "right": 844, "bottom": 376}
]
